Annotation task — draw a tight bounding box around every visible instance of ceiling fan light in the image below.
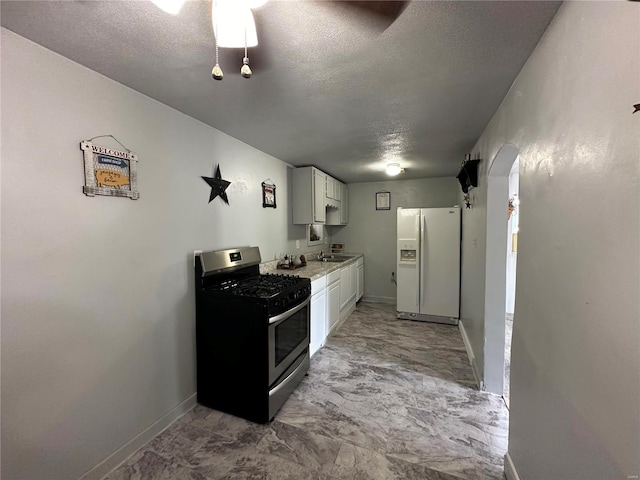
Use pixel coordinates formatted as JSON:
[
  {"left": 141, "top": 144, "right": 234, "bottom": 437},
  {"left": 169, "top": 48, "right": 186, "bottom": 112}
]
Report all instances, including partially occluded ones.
[
  {"left": 212, "top": 2, "right": 258, "bottom": 48},
  {"left": 386, "top": 163, "right": 402, "bottom": 176},
  {"left": 150, "top": 0, "right": 185, "bottom": 15}
]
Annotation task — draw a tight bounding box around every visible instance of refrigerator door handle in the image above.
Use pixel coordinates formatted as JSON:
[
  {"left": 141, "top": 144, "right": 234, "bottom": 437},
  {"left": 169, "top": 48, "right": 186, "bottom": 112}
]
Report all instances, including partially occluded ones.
[{"left": 419, "top": 213, "right": 425, "bottom": 308}]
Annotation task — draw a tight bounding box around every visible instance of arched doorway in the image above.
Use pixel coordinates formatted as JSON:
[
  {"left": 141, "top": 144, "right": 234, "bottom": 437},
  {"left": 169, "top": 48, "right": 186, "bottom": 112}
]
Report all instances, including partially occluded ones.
[
  {"left": 504, "top": 159, "right": 519, "bottom": 405},
  {"left": 483, "top": 143, "right": 519, "bottom": 398}
]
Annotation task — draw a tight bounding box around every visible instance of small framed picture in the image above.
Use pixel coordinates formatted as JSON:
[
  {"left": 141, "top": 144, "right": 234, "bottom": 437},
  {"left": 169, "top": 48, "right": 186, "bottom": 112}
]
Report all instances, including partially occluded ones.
[
  {"left": 376, "top": 191, "right": 391, "bottom": 210},
  {"left": 307, "top": 224, "right": 324, "bottom": 246},
  {"left": 262, "top": 181, "right": 276, "bottom": 208}
]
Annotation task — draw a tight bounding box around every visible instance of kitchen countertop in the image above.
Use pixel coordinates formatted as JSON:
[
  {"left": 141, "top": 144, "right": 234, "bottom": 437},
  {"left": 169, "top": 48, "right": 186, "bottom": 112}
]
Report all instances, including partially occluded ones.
[{"left": 260, "top": 253, "right": 363, "bottom": 281}]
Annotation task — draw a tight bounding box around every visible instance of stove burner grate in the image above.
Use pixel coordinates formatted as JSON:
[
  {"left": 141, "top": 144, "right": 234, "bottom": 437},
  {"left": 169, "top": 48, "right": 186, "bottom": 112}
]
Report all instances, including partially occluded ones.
[{"left": 206, "top": 273, "right": 304, "bottom": 298}]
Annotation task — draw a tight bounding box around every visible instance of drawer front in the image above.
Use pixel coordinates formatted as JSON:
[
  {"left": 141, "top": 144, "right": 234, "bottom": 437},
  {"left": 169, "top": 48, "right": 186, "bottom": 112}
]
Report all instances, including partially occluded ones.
[
  {"left": 311, "top": 276, "right": 327, "bottom": 295},
  {"left": 327, "top": 269, "right": 340, "bottom": 284}
]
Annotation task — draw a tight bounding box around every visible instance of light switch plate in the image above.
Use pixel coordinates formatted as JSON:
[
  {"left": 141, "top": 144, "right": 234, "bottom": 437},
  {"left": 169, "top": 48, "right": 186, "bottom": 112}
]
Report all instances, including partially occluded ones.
[{"left": 296, "top": 240, "right": 300, "bottom": 249}]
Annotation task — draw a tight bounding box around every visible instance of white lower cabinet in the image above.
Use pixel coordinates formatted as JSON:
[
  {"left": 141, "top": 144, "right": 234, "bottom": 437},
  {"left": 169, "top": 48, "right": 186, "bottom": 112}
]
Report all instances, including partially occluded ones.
[
  {"left": 356, "top": 257, "right": 364, "bottom": 301},
  {"left": 348, "top": 262, "right": 357, "bottom": 303},
  {"left": 339, "top": 266, "right": 349, "bottom": 311},
  {"left": 308, "top": 256, "right": 363, "bottom": 355},
  {"left": 310, "top": 276, "right": 327, "bottom": 356},
  {"left": 326, "top": 270, "right": 341, "bottom": 335}
]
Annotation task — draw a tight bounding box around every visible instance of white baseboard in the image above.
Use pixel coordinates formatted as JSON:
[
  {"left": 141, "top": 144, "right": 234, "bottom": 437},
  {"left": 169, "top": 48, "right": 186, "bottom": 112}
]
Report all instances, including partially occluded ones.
[
  {"left": 504, "top": 452, "right": 521, "bottom": 480},
  {"left": 458, "top": 320, "right": 484, "bottom": 391},
  {"left": 78, "top": 393, "right": 198, "bottom": 480},
  {"left": 362, "top": 295, "right": 395, "bottom": 304}
]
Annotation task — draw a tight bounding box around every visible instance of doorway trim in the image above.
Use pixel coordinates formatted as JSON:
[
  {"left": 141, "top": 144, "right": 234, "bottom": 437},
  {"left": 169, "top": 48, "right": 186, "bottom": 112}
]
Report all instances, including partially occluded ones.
[{"left": 483, "top": 143, "right": 519, "bottom": 394}]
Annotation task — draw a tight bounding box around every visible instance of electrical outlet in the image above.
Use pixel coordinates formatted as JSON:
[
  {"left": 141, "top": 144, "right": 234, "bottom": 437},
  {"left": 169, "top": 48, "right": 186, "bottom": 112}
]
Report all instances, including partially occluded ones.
[{"left": 296, "top": 240, "right": 300, "bottom": 249}]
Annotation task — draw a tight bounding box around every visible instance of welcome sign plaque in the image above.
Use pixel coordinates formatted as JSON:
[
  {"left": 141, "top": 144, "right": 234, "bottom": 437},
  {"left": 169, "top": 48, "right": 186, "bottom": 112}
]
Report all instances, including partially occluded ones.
[{"left": 81, "top": 140, "right": 139, "bottom": 199}]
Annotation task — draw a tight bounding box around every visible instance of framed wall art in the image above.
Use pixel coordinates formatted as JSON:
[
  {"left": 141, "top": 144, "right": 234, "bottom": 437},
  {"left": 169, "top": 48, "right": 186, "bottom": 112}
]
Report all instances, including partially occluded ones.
[
  {"left": 376, "top": 191, "right": 391, "bottom": 210},
  {"left": 307, "top": 224, "right": 324, "bottom": 246},
  {"left": 262, "top": 179, "right": 276, "bottom": 208},
  {"left": 81, "top": 139, "right": 139, "bottom": 199}
]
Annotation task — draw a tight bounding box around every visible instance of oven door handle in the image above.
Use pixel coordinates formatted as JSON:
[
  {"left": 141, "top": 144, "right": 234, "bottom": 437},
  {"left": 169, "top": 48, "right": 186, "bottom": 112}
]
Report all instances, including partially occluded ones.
[{"left": 268, "top": 297, "right": 310, "bottom": 325}]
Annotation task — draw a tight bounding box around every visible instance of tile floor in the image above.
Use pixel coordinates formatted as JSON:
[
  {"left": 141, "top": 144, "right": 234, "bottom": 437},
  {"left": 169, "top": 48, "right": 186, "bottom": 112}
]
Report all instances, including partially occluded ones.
[{"left": 105, "top": 302, "right": 509, "bottom": 480}]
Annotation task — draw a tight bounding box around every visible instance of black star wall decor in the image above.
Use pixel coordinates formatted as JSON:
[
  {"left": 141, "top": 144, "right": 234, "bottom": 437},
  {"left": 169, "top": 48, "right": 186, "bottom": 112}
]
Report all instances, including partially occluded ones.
[{"left": 202, "top": 164, "right": 231, "bottom": 205}]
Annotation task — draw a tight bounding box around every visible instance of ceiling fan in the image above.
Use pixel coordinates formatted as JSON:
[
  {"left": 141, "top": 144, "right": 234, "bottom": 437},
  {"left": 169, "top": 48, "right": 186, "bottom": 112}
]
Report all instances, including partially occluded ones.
[{"left": 151, "top": 0, "right": 410, "bottom": 78}]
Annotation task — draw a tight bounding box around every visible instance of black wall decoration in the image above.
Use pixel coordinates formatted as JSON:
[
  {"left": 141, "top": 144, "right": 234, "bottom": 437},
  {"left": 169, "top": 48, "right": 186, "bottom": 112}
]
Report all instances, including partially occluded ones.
[
  {"left": 202, "top": 164, "right": 231, "bottom": 205},
  {"left": 456, "top": 155, "right": 481, "bottom": 193},
  {"left": 262, "top": 179, "right": 276, "bottom": 208}
]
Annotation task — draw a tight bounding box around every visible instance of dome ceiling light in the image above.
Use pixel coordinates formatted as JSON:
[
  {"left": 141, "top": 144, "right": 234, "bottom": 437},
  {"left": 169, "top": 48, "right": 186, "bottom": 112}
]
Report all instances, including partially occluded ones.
[{"left": 386, "top": 163, "right": 404, "bottom": 176}]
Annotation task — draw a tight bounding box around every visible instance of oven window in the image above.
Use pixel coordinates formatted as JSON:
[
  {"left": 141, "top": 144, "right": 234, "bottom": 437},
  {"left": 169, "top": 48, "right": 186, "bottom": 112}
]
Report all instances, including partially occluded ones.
[{"left": 275, "top": 306, "right": 308, "bottom": 366}]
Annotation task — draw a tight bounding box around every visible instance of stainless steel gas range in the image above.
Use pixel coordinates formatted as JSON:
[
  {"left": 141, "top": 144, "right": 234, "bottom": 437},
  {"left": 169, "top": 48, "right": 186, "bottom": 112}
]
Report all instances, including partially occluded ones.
[{"left": 194, "top": 246, "right": 311, "bottom": 423}]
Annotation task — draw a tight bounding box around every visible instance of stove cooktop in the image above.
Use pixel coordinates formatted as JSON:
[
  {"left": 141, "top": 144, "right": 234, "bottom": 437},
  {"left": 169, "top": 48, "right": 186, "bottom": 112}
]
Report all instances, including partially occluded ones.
[{"left": 206, "top": 273, "right": 307, "bottom": 299}]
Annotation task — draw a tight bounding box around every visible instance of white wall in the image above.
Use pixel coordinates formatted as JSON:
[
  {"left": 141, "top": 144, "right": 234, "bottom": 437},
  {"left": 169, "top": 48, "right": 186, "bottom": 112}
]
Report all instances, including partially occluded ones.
[
  {"left": 333, "top": 178, "right": 458, "bottom": 302},
  {"left": 459, "top": 2, "right": 640, "bottom": 478},
  {"left": 0, "top": 29, "right": 312, "bottom": 480}
]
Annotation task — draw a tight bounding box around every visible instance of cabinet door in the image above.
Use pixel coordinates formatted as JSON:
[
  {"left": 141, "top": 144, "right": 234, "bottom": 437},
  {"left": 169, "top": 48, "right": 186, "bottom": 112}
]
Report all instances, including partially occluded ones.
[
  {"left": 334, "top": 181, "right": 342, "bottom": 201},
  {"left": 310, "top": 290, "right": 327, "bottom": 356},
  {"left": 340, "top": 184, "right": 348, "bottom": 224},
  {"left": 357, "top": 264, "right": 364, "bottom": 301},
  {"left": 325, "top": 176, "right": 335, "bottom": 200},
  {"left": 339, "top": 266, "right": 349, "bottom": 310},
  {"left": 313, "top": 169, "right": 326, "bottom": 223},
  {"left": 348, "top": 263, "right": 357, "bottom": 302},
  {"left": 327, "top": 281, "right": 340, "bottom": 332}
]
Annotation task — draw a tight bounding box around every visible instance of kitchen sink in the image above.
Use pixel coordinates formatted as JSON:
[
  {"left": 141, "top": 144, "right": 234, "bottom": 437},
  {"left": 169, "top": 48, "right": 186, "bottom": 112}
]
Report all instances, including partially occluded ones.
[{"left": 316, "top": 255, "right": 351, "bottom": 263}]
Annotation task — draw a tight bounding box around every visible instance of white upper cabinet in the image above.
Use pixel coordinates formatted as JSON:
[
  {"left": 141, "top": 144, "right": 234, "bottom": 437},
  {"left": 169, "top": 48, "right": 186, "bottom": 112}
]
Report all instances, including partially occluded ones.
[
  {"left": 293, "top": 166, "right": 326, "bottom": 224},
  {"left": 325, "top": 176, "right": 341, "bottom": 202},
  {"left": 325, "top": 176, "right": 336, "bottom": 200},
  {"left": 313, "top": 169, "right": 326, "bottom": 223},
  {"left": 294, "top": 166, "right": 347, "bottom": 225},
  {"left": 326, "top": 181, "right": 348, "bottom": 226},
  {"left": 340, "top": 183, "right": 348, "bottom": 224}
]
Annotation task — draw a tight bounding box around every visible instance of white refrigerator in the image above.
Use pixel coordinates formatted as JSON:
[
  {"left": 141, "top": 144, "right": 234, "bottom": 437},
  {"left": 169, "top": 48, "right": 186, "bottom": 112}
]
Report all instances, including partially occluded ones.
[{"left": 397, "top": 207, "right": 461, "bottom": 325}]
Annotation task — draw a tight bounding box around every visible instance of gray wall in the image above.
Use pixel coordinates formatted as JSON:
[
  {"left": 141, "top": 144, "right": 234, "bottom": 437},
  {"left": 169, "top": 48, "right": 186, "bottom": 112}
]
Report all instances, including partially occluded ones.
[
  {"left": 0, "top": 29, "right": 318, "bottom": 480},
  {"left": 333, "top": 178, "right": 458, "bottom": 302},
  {"left": 459, "top": 2, "right": 639, "bottom": 478}
]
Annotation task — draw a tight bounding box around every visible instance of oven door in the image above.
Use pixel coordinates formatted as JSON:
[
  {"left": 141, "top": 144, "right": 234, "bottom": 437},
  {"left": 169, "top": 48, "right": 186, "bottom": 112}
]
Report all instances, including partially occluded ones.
[{"left": 268, "top": 297, "right": 310, "bottom": 386}]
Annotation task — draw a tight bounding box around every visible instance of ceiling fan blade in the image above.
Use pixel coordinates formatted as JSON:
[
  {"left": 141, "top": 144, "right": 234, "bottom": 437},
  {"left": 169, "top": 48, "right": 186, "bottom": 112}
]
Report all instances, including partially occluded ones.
[
  {"left": 326, "top": 1, "right": 410, "bottom": 32},
  {"left": 219, "top": 1, "right": 410, "bottom": 76}
]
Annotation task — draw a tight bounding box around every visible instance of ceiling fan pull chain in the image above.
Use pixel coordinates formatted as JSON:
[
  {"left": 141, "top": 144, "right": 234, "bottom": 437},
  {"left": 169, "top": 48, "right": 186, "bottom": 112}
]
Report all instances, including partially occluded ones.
[
  {"left": 241, "top": 23, "right": 252, "bottom": 78},
  {"left": 211, "top": 0, "right": 223, "bottom": 80}
]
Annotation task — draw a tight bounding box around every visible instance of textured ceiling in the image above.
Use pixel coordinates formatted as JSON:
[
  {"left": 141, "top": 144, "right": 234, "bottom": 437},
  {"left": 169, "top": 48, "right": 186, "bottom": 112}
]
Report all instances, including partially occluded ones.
[{"left": 1, "top": 0, "right": 561, "bottom": 183}]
